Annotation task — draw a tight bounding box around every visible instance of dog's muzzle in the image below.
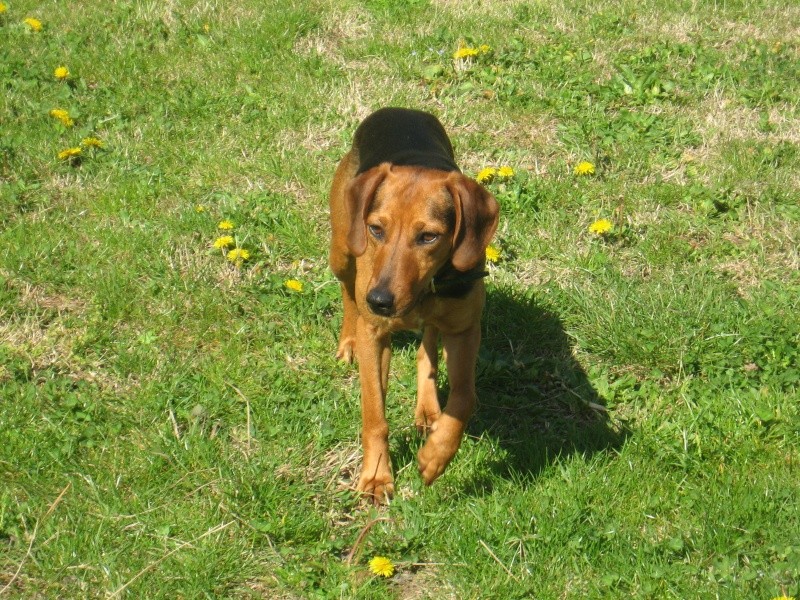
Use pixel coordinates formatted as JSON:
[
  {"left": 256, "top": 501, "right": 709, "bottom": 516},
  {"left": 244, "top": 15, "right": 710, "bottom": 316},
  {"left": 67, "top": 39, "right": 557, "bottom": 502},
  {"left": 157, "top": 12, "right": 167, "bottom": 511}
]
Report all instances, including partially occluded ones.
[{"left": 366, "top": 287, "right": 396, "bottom": 316}]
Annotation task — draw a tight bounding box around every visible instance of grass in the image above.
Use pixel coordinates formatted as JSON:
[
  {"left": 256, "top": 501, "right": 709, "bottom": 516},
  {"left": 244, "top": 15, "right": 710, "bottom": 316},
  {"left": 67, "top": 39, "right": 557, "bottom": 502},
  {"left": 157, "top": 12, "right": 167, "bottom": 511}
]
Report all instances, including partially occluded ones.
[{"left": 1, "top": 0, "right": 799, "bottom": 597}]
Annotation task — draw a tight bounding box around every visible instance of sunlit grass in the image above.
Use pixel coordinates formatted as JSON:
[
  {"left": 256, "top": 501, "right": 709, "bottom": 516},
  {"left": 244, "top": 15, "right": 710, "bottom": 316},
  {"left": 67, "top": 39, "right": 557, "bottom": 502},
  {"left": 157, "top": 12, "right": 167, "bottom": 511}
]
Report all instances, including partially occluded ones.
[{"left": 1, "top": 0, "right": 798, "bottom": 598}]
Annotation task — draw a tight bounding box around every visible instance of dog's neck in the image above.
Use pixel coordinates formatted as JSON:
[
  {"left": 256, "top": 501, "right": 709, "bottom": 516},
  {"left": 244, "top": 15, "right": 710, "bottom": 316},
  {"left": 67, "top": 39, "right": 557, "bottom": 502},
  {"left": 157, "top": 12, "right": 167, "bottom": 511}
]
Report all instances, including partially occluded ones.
[{"left": 429, "top": 263, "right": 489, "bottom": 299}]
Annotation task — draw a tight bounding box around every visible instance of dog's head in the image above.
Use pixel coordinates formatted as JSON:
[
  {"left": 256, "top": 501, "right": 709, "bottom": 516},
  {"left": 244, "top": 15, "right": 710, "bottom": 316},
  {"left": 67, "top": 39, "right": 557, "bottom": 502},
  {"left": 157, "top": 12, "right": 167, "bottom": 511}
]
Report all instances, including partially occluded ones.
[{"left": 345, "top": 163, "right": 499, "bottom": 317}]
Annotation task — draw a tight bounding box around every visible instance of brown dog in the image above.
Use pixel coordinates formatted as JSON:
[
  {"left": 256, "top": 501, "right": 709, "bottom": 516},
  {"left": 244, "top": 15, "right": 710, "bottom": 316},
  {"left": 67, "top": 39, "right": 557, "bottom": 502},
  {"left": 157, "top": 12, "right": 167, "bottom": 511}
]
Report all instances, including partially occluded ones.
[{"left": 329, "top": 108, "right": 499, "bottom": 502}]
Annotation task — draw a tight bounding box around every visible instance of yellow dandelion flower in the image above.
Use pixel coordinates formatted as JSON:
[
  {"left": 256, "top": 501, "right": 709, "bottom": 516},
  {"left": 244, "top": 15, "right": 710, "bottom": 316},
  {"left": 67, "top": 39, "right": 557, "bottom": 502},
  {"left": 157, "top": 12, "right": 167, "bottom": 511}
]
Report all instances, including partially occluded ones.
[
  {"left": 49, "top": 108, "right": 74, "bottom": 127},
  {"left": 81, "top": 137, "right": 103, "bottom": 148},
  {"left": 57, "top": 147, "right": 82, "bottom": 161},
  {"left": 475, "top": 167, "right": 497, "bottom": 184},
  {"left": 284, "top": 279, "right": 303, "bottom": 293},
  {"left": 497, "top": 166, "right": 514, "bottom": 178},
  {"left": 217, "top": 220, "right": 234, "bottom": 230},
  {"left": 574, "top": 161, "right": 596, "bottom": 176},
  {"left": 770, "top": 596, "right": 796, "bottom": 600},
  {"left": 453, "top": 47, "right": 479, "bottom": 60},
  {"left": 226, "top": 248, "right": 250, "bottom": 262},
  {"left": 478, "top": 44, "right": 491, "bottom": 54},
  {"left": 194, "top": 205, "right": 206, "bottom": 213},
  {"left": 0, "top": 4, "right": 8, "bottom": 15},
  {"left": 24, "top": 17, "right": 42, "bottom": 31},
  {"left": 368, "top": 556, "right": 395, "bottom": 578},
  {"left": 54, "top": 66, "right": 69, "bottom": 80},
  {"left": 588, "top": 218, "right": 613, "bottom": 235},
  {"left": 485, "top": 245, "right": 501, "bottom": 263},
  {"left": 213, "top": 235, "right": 235, "bottom": 249}
]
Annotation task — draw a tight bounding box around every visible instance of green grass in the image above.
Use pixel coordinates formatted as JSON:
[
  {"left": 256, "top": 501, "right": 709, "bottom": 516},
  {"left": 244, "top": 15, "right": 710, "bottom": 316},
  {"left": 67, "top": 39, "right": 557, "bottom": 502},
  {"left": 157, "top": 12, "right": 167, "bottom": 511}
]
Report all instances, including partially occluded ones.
[{"left": 2, "top": 0, "right": 799, "bottom": 598}]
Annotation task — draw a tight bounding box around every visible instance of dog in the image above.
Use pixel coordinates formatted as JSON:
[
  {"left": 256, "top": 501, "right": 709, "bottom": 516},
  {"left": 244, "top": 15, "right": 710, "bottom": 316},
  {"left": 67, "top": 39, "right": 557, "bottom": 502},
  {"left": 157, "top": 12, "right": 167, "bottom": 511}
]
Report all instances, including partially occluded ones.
[{"left": 329, "top": 107, "right": 499, "bottom": 502}]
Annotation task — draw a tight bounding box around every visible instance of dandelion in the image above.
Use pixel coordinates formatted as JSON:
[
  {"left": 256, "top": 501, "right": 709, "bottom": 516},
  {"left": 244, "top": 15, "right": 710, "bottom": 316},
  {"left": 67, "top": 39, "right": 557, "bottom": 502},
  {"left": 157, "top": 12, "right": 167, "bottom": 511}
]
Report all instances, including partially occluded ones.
[
  {"left": 217, "top": 220, "right": 234, "bottom": 230},
  {"left": 453, "top": 46, "right": 479, "bottom": 60},
  {"left": 475, "top": 167, "right": 497, "bottom": 184},
  {"left": 770, "top": 596, "right": 796, "bottom": 600},
  {"left": 49, "top": 108, "right": 74, "bottom": 127},
  {"left": 284, "top": 279, "right": 303, "bottom": 293},
  {"left": 57, "top": 147, "right": 82, "bottom": 161},
  {"left": 54, "top": 66, "right": 69, "bottom": 80},
  {"left": 368, "top": 556, "right": 395, "bottom": 578},
  {"left": 478, "top": 44, "right": 491, "bottom": 54},
  {"left": 0, "top": 3, "right": 7, "bottom": 15},
  {"left": 24, "top": 17, "right": 42, "bottom": 31},
  {"left": 497, "top": 166, "right": 514, "bottom": 178},
  {"left": 485, "top": 245, "right": 501, "bottom": 263},
  {"left": 226, "top": 248, "right": 250, "bottom": 262},
  {"left": 194, "top": 205, "right": 206, "bottom": 213},
  {"left": 81, "top": 137, "right": 103, "bottom": 148},
  {"left": 588, "top": 218, "right": 613, "bottom": 235},
  {"left": 213, "top": 235, "right": 234, "bottom": 249},
  {"left": 574, "top": 161, "right": 596, "bottom": 176}
]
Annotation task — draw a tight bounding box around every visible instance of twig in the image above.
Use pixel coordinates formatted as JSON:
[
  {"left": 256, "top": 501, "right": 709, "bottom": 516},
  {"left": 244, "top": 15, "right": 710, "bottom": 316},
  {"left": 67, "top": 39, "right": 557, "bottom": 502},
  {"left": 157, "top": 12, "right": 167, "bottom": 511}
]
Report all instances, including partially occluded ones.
[
  {"left": 108, "top": 521, "right": 233, "bottom": 598},
  {"left": 44, "top": 482, "right": 71, "bottom": 520},
  {"left": 559, "top": 381, "right": 608, "bottom": 413},
  {"left": 409, "top": 561, "right": 468, "bottom": 567},
  {"left": 0, "top": 521, "right": 38, "bottom": 596},
  {"left": 345, "top": 517, "right": 391, "bottom": 565},
  {"left": 478, "top": 540, "right": 519, "bottom": 583},
  {"left": 168, "top": 409, "right": 181, "bottom": 440},
  {"left": 1, "top": 482, "right": 70, "bottom": 596}
]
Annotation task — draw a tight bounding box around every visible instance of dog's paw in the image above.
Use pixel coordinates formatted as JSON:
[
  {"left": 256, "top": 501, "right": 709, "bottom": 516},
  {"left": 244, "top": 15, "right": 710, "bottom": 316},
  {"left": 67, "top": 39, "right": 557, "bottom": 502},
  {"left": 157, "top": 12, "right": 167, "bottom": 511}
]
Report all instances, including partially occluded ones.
[
  {"left": 417, "top": 416, "right": 464, "bottom": 485},
  {"left": 356, "top": 472, "right": 394, "bottom": 504},
  {"left": 335, "top": 337, "right": 356, "bottom": 363}
]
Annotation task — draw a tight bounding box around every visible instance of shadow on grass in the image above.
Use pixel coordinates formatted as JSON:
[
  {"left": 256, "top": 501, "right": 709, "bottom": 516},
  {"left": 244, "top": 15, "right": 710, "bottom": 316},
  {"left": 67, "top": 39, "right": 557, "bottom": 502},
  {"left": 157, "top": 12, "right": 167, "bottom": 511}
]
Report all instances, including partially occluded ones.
[
  {"left": 463, "top": 287, "right": 629, "bottom": 490},
  {"left": 388, "top": 286, "right": 629, "bottom": 495},
  {"left": 391, "top": 286, "right": 629, "bottom": 493}
]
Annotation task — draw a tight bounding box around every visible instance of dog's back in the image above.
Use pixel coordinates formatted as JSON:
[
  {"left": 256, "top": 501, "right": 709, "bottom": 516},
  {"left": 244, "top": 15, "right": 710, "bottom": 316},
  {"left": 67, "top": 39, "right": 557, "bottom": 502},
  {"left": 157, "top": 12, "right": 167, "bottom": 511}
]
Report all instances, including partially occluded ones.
[{"left": 353, "top": 107, "right": 460, "bottom": 175}]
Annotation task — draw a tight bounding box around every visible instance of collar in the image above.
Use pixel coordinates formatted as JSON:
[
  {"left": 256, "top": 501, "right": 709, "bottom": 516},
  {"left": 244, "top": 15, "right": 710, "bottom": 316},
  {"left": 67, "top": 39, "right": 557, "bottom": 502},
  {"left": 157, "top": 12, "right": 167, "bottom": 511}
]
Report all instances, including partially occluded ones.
[{"left": 429, "top": 266, "right": 489, "bottom": 296}]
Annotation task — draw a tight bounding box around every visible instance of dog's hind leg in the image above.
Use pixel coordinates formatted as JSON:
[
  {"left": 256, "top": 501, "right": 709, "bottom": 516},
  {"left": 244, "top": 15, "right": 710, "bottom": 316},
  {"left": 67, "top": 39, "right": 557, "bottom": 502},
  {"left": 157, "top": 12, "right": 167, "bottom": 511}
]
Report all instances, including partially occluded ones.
[
  {"left": 334, "top": 278, "right": 358, "bottom": 363},
  {"left": 415, "top": 325, "right": 442, "bottom": 435}
]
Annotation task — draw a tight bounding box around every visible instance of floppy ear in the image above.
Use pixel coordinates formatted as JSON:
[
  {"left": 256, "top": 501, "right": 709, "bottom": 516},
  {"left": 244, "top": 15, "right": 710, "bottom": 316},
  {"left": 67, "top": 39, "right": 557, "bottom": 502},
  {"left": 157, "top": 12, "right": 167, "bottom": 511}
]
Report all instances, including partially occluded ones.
[
  {"left": 448, "top": 174, "right": 500, "bottom": 271},
  {"left": 345, "top": 163, "right": 390, "bottom": 256}
]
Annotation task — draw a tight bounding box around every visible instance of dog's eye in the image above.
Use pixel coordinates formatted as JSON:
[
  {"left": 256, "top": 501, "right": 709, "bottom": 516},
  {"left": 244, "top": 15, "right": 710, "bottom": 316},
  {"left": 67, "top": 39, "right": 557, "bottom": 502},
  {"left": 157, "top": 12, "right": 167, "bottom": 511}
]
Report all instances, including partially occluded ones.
[
  {"left": 417, "top": 232, "right": 439, "bottom": 245},
  {"left": 368, "top": 224, "right": 384, "bottom": 240}
]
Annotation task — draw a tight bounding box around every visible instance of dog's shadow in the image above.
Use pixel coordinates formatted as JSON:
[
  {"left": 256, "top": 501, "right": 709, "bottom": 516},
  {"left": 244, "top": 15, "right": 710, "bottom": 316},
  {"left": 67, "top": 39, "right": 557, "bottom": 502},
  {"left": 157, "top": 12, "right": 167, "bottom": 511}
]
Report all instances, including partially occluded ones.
[{"left": 395, "top": 286, "right": 629, "bottom": 492}]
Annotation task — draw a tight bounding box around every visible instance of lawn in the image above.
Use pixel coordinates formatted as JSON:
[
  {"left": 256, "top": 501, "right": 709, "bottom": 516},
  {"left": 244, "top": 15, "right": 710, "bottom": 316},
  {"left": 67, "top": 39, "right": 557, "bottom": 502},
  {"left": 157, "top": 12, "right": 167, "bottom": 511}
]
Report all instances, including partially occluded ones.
[{"left": 1, "top": 0, "right": 799, "bottom": 598}]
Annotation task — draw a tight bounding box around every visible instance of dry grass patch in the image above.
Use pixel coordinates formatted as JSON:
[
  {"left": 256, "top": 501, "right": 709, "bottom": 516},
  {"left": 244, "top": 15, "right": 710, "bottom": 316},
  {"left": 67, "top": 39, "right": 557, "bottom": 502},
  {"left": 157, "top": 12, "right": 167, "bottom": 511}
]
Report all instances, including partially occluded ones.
[
  {"left": 10, "top": 278, "right": 90, "bottom": 316},
  {"left": 631, "top": 3, "right": 800, "bottom": 45},
  {"left": 274, "top": 121, "right": 342, "bottom": 158},
  {"left": 164, "top": 240, "right": 226, "bottom": 285},
  {"left": 510, "top": 259, "right": 568, "bottom": 290},
  {"left": 293, "top": 5, "right": 373, "bottom": 66},
  {"left": 450, "top": 111, "right": 562, "bottom": 176},
  {"left": 315, "top": 441, "right": 363, "bottom": 494},
  {"left": 695, "top": 92, "right": 800, "bottom": 148},
  {"left": 674, "top": 92, "right": 800, "bottom": 186},
  {"left": 428, "top": 0, "right": 521, "bottom": 19},
  {"left": 393, "top": 565, "right": 457, "bottom": 600},
  {"left": 0, "top": 308, "right": 130, "bottom": 396},
  {"left": 713, "top": 219, "right": 800, "bottom": 296}
]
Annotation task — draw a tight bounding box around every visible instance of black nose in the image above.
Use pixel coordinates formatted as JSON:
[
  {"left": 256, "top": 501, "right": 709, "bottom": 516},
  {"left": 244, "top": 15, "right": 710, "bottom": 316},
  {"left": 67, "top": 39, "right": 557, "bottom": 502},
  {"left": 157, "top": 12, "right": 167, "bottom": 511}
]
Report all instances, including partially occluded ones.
[{"left": 366, "top": 287, "right": 395, "bottom": 316}]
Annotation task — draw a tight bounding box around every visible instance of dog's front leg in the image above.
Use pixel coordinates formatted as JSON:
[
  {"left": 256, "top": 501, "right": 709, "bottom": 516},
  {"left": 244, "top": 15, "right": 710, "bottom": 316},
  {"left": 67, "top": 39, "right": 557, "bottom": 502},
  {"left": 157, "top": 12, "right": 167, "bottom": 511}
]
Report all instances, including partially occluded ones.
[
  {"left": 355, "top": 316, "right": 394, "bottom": 502},
  {"left": 417, "top": 323, "right": 480, "bottom": 485}
]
